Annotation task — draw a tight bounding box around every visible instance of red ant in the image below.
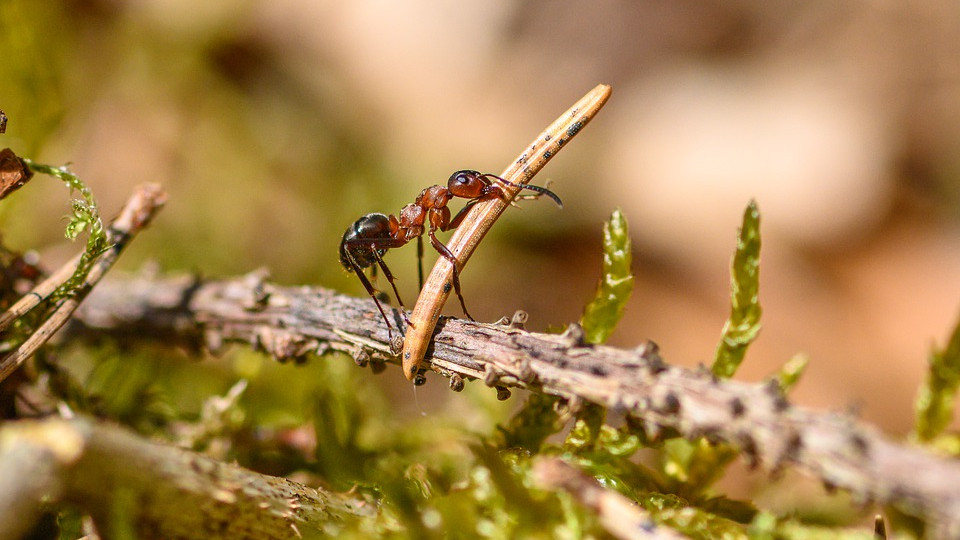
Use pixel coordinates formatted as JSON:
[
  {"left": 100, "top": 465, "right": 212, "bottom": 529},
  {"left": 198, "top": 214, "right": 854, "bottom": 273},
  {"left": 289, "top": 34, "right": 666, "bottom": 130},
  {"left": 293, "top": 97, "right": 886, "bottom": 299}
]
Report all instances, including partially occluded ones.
[{"left": 339, "top": 170, "right": 562, "bottom": 339}]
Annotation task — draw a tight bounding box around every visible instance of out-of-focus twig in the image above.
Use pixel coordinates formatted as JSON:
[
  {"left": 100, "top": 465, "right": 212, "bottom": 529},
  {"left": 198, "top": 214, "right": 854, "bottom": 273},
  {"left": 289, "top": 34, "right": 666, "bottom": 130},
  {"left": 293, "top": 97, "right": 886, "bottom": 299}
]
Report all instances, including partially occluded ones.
[
  {"left": 0, "top": 416, "right": 375, "bottom": 540},
  {"left": 533, "top": 457, "right": 688, "bottom": 540},
  {"left": 0, "top": 184, "right": 166, "bottom": 383}
]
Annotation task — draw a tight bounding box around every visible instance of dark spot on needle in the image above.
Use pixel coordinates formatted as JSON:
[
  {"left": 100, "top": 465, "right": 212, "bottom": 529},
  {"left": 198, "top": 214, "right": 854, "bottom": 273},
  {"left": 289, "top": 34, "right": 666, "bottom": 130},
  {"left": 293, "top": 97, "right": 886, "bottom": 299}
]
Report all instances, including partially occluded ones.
[
  {"left": 566, "top": 121, "right": 583, "bottom": 137},
  {"left": 730, "top": 397, "right": 746, "bottom": 418}
]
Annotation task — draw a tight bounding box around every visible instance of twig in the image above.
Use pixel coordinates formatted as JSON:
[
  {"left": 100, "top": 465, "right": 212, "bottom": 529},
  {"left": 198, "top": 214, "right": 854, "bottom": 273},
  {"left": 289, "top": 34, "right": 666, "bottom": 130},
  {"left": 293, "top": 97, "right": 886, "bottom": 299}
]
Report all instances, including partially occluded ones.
[
  {"left": 533, "top": 457, "right": 688, "bottom": 540},
  {"left": 71, "top": 273, "right": 960, "bottom": 536},
  {"left": 0, "top": 416, "right": 375, "bottom": 540},
  {"left": 0, "top": 184, "right": 166, "bottom": 383},
  {"left": 0, "top": 250, "right": 83, "bottom": 333},
  {"left": 402, "top": 84, "right": 612, "bottom": 380}
]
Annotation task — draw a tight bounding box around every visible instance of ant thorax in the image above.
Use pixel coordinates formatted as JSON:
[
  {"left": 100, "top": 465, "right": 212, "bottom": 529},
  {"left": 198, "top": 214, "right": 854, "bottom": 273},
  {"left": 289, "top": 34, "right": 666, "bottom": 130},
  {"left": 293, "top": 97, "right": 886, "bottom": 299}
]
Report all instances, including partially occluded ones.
[
  {"left": 396, "top": 203, "right": 425, "bottom": 241},
  {"left": 416, "top": 185, "right": 450, "bottom": 209}
]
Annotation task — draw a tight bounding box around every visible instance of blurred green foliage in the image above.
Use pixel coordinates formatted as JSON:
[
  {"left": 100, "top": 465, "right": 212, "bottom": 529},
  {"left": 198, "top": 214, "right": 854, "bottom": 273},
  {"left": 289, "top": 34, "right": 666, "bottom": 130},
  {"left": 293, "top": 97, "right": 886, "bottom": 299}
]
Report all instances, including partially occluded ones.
[
  {"left": 913, "top": 312, "right": 960, "bottom": 443},
  {"left": 0, "top": 2, "right": 69, "bottom": 154}
]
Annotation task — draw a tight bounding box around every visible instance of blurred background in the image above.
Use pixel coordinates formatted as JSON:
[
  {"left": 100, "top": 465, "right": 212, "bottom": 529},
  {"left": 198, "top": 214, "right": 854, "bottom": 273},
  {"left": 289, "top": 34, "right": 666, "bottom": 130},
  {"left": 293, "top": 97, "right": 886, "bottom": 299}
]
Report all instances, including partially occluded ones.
[{"left": 2, "top": 0, "right": 960, "bottom": 441}]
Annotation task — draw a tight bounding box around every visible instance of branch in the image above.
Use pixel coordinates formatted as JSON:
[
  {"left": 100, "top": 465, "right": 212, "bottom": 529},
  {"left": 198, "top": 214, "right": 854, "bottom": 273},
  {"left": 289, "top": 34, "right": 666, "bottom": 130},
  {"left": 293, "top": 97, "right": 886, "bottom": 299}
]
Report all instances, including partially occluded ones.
[
  {"left": 0, "top": 184, "right": 167, "bottom": 383},
  {"left": 71, "top": 272, "right": 960, "bottom": 536},
  {"left": 0, "top": 416, "right": 375, "bottom": 540}
]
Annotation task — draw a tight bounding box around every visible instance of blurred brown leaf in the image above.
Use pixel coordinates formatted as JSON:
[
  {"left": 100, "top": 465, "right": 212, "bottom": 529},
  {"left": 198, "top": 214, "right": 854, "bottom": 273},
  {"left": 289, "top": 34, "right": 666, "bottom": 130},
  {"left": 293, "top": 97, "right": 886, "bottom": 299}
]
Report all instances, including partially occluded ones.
[{"left": 0, "top": 148, "right": 32, "bottom": 200}]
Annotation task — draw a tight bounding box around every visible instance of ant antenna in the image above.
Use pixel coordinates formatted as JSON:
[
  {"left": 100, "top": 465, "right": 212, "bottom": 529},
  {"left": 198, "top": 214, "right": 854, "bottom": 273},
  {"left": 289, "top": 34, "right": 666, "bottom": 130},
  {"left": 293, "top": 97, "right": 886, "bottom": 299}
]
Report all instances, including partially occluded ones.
[{"left": 480, "top": 174, "right": 564, "bottom": 208}]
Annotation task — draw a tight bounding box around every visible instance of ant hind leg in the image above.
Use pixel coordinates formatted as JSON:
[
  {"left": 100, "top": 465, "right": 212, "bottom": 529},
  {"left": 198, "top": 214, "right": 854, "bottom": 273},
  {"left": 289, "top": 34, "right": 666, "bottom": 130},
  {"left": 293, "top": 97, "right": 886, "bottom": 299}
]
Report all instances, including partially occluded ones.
[
  {"left": 345, "top": 253, "right": 395, "bottom": 340},
  {"left": 428, "top": 230, "right": 476, "bottom": 321},
  {"left": 417, "top": 236, "right": 424, "bottom": 291}
]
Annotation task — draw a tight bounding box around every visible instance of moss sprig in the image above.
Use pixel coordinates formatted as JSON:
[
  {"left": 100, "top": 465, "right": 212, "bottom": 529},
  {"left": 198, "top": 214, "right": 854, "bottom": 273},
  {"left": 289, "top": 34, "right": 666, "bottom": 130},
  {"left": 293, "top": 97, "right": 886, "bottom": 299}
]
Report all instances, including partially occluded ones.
[
  {"left": 712, "top": 200, "right": 762, "bottom": 378},
  {"left": 913, "top": 312, "right": 960, "bottom": 443},
  {"left": 24, "top": 160, "right": 109, "bottom": 301},
  {"left": 580, "top": 208, "right": 633, "bottom": 345}
]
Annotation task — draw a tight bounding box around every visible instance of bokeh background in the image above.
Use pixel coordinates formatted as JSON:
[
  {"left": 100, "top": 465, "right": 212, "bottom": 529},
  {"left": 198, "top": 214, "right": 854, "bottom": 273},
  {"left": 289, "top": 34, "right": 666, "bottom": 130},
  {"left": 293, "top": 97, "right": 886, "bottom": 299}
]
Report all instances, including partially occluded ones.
[{"left": 3, "top": 0, "right": 960, "bottom": 442}]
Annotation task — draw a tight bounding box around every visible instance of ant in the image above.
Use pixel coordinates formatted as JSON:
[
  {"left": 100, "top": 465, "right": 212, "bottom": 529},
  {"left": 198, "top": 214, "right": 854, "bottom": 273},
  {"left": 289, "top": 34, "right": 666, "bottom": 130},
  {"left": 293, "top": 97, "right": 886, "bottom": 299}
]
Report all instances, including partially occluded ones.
[{"left": 339, "top": 170, "right": 562, "bottom": 339}]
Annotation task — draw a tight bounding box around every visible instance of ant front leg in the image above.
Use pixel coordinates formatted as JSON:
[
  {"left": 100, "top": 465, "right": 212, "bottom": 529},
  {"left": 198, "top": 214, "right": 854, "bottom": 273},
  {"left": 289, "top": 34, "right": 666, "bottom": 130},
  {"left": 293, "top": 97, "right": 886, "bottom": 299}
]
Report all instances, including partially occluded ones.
[
  {"left": 445, "top": 198, "right": 481, "bottom": 231},
  {"left": 427, "top": 229, "right": 475, "bottom": 321}
]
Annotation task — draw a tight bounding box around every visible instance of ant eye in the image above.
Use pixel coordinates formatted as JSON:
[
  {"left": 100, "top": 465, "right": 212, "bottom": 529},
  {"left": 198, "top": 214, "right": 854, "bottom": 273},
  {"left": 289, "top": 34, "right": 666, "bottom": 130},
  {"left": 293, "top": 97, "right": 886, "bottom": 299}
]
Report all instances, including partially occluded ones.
[
  {"left": 450, "top": 171, "right": 471, "bottom": 187},
  {"left": 448, "top": 170, "right": 484, "bottom": 196}
]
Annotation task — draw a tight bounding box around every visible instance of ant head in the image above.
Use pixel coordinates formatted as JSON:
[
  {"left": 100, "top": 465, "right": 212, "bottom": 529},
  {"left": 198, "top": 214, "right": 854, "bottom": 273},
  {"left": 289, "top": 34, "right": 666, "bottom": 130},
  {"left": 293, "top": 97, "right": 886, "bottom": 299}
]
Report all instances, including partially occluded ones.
[{"left": 447, "top": 170, "right": 486, "bottom": 198}]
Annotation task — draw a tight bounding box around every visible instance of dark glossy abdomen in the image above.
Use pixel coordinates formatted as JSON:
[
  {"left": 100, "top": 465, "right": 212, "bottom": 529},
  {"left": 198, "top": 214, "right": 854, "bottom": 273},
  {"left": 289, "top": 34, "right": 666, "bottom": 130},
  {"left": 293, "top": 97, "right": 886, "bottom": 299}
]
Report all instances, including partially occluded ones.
[{"left": 339, "top": 213, "right": 391, "bottom": 270}]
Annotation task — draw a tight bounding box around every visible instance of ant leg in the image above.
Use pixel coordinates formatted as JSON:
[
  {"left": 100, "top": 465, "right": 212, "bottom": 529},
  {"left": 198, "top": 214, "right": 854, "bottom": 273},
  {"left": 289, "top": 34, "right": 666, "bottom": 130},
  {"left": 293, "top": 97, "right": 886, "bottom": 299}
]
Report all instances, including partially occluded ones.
[
  {"left": 371, "top": 248, "right": 413, "bottom": 326},
  {"left": 512, "top": 179, "right": 554, "bottom": 203},
  {"left": 428, "top": 229, "right": 475, "bottom": 321},
  {"left": 417, "top": 235, "right": 424, "bottom": 291},
  {"left": 368, "top": 261, "right": 386, "bottom": 302},
  {"left": 445, "top": 198, "right": 481, "bottom": 231},
  {"left": 345, "top": 252, "right": 395, "bottom": 340}
]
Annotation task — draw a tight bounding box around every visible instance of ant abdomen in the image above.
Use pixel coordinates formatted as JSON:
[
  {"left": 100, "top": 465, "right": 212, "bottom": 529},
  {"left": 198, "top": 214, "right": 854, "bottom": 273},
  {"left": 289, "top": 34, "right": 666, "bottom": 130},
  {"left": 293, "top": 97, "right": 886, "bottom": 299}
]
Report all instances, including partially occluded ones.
[{"left": 339, "top": 213, "right": 391, "bottom": 271}]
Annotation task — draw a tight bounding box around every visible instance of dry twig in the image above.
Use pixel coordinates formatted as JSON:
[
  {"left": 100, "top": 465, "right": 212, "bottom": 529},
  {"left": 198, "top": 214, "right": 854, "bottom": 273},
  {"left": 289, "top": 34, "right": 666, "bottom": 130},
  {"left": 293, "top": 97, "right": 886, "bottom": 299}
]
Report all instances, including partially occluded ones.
[{"left": 71, "top": 273, "right": 960, "bottom": 536}]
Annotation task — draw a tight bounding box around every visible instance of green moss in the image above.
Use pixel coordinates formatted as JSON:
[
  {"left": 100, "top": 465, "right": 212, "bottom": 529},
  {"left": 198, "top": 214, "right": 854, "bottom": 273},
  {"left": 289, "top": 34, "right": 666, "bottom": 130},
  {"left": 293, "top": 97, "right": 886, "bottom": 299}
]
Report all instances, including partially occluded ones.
[
  {"left": 712, "top": 200, "right": 762, "bottom": 379},
  {"left": 580, "top": 208, "right": 634, "bottom": 345},
  {"left": 913, "top": 312, "right": 960, "bottom": 443}
]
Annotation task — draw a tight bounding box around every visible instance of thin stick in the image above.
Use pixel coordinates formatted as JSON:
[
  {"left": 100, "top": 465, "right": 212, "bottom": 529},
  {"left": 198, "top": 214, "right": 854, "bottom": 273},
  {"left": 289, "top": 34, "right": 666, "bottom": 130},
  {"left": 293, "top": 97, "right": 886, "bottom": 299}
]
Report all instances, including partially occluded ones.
[
  {"left": 0, "top": 416, "right": 374, "bottom": 540},
  {"left": 533, "top": 458, "right": 687, "bottom": 540},
  {"left": 401, "top": 84, "right": 612, "bottom": 380},
  {"left": 0, "top": 250, "right": 83, "bottom": 332},
  {"left": 0, "top": 184, "right": 166, "bottom": 383}
]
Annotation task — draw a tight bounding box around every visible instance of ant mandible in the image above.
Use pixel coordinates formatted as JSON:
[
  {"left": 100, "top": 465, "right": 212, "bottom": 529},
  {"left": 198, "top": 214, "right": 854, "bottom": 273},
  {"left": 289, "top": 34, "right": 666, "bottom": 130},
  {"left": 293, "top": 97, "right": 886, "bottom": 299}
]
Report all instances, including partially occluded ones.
[{"left": 339, "top": 170, "right": 562, "bottom": 339}]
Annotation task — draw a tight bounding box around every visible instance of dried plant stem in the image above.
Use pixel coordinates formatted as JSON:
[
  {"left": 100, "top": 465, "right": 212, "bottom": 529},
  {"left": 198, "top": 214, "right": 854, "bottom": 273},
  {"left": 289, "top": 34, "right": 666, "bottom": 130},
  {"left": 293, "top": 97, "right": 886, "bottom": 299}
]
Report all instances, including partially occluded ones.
[
  {"left": 0, "top": 250, "right": 83, "bottom": 332},
  {"left": 533, "top": 457, "right": 687, "bottom": 540},
  {"left": 0, "top": 417, "right": 374, "bottom": 540},
  {"left": 401, "top": 84, "right": 612, "bottom": 380},
  {"left": 0, "top": 184, "right": 166, "bottom": 383},
  {"left": 72, "top": 273, "right": 960, "bottom": 536}
]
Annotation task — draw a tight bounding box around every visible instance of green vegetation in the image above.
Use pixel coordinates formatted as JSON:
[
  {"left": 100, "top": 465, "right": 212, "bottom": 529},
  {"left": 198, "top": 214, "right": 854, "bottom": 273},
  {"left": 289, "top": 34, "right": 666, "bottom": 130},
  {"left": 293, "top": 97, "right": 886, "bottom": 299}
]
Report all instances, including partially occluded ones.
[
  {"left": 712, "top": 200, "right": 762, "bottom": 379},
  {"left": 580, "top": 208, "right": 634, "bottom": 345}
]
